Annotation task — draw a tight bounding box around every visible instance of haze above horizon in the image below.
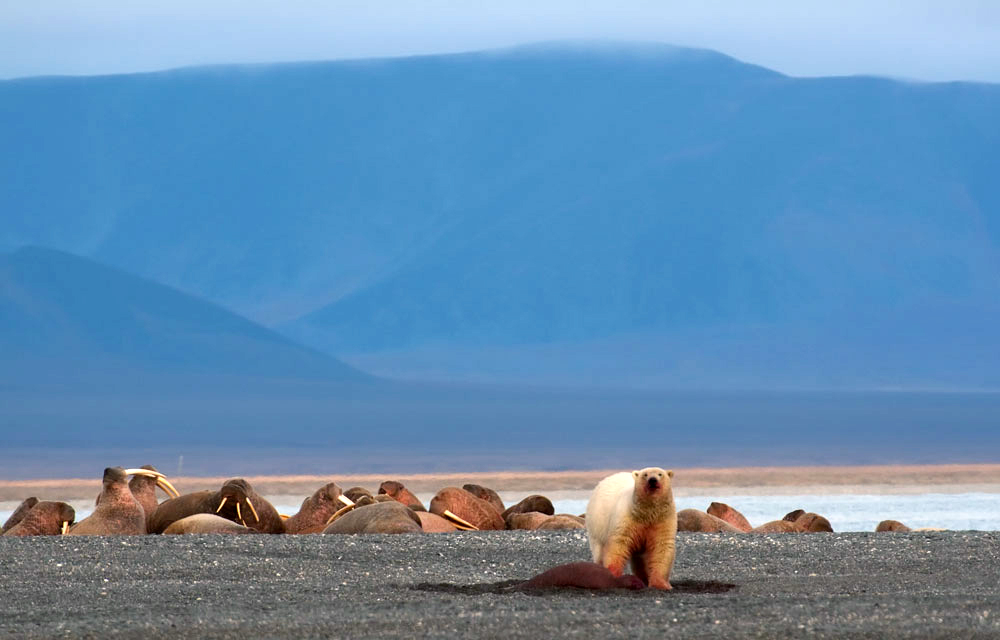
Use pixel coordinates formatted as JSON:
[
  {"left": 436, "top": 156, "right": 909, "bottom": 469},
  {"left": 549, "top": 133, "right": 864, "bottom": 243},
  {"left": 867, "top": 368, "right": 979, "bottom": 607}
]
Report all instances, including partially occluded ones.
[{"left": 2, "top": 1, "right": 999, "bottom": 83}]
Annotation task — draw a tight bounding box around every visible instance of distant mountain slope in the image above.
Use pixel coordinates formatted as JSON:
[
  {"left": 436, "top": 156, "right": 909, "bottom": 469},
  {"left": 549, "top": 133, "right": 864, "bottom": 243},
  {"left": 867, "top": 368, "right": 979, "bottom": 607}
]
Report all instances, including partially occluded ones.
[
  {"left": 2, "top": 42, "right": 1000, "bottom": 388},
  {"left": 0, "top": 247, "right": 364, "bottom": 384}
]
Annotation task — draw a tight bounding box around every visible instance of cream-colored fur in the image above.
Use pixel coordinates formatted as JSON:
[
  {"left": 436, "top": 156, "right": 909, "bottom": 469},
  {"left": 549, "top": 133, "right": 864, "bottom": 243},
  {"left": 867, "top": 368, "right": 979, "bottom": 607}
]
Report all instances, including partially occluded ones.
[{"left": 585, "top": 467, "right": 677, "bottom": 590}]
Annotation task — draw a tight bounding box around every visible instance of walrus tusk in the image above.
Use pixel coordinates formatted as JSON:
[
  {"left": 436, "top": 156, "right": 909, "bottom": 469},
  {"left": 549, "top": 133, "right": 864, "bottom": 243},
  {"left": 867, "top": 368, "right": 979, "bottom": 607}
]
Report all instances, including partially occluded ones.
[
  {"left": 156, "top": 477, "right": 181, "bottom": 499},
  {"left": 61, "top": 521, "right": 69, "bottom": 535},
  {"left": 279, "top": 514, "right": 290, "bottom": 520},
  {"left": 245, "top": 498, "right": 259, "bottom": 523},
  {"left": 326, "top": 503, "right": 358, "bottom": 525},
  {"left": 216, "top": 497, "right": 228, "bottom": 513},
  {"left": 442, "top": 510, "right": 479, "bottom": 531},
  {"left": 123, "top": 468, "right": 166, "bottom": 478},
  {"left": 236, "top": 501, "right": 243, "bottom": 524},
  {"left": 337, "top": 495, "right": 355, "bottom": 507}
]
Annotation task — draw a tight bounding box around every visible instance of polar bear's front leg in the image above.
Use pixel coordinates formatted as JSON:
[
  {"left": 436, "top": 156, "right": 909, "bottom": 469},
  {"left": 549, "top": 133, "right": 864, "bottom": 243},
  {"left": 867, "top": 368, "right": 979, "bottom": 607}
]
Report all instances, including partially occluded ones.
[
  {"left": 641, "top": 523, "right": 676, "bottom": 590},
  {"left": 601, "top": 529, "right": 635, "bottom": 577}
]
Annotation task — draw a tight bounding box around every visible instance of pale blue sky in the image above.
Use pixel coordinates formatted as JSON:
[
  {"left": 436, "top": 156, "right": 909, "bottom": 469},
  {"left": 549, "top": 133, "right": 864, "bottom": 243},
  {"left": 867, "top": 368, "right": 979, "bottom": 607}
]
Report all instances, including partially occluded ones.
[{"left": 1, "top": 0, "right": 999, "bottom": 81}]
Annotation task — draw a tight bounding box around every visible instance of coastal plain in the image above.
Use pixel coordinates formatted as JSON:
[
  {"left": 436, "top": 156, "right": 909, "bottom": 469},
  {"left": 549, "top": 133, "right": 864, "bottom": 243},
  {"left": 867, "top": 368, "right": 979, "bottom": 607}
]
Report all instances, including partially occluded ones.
[{"left": 2, "top": 530, "right": 998, "bottom": 639}]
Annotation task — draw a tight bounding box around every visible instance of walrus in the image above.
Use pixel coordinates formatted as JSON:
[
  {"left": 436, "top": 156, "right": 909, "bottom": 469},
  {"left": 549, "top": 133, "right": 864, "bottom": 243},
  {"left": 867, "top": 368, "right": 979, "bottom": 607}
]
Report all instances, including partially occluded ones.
[
  {"left": 513, "top": 562, "right": 645, "bottom": 591},
  {"left": 95, "top": 464, "right": 179, "bottom": 532},
  {"left": 69, "top": 467, "right": 163, "bottom": 535},
  {"left": 323, "top": 501, "right": 423, "bottom": 535},
  {"left": 707, "top": 502, "right": 753, "bottom": 532},
  {"left": 3, "top": 501, "right": 75, "bottom": 536},
  {"left": 537, "top": 514, "right": 585, "bottom": 531},
  {"left": 676, "top": 509, "right": 743, "bottom": 533},
  {"left": 2, "top": 497, "right": 39, "bottom": 533},
  {"left": 415, "top": 511, "right": 458, "bottom": 533},
  {"left": 751, "top": 520, "right": 802, "bottom": 533},
  {"left": 502, "top": 495, "right": 554, "bottom": 521},
  {"left": 876, "top": 520, "right": 912, "bottom": 532},
  {"left": 148, "top": 478, "right": 284, "bottom": 534},
  {"left": 507, "top": 512, "right": 552, "bottom": 530},
  {"left": 783, "top": 509, "right": 806, "bottom": 522},
  {"left": 344, "top": 487, "right": 374, "bottom": 503},
  {"left": 794, "top": 512, "right": 834, "bottom": 533},
  {"left": 430, "top": 487, "right": 504, "bottom": 530},
  {"left": 378, "top": 481, "right": 426, "bottom": 511},
  {"left": 148, "top": 490, "right": 215, "bottom": 533},
  {"left": 283, "top": 482, "right": 346, "bottom": 534},
  {"left": 463, "top": 484, "right": 505, "bottom": 514},
  {"left": 163, "top": 514, "right": 259, "bottom": 535}
]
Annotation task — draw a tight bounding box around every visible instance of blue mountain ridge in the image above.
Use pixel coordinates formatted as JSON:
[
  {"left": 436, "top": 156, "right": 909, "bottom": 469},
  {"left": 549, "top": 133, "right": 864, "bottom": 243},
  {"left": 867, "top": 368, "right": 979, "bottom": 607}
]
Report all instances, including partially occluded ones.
[
  {"left": 2, "top": 41, "right": 999, "bottom": 389},
  {"left": 0, "top": 246, "right": 365, "bottom": 384}
]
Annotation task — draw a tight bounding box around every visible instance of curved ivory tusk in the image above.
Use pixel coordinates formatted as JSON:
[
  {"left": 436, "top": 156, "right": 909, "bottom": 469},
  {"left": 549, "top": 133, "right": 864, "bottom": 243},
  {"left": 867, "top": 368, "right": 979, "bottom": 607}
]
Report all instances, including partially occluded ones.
[
  {"left": 326, "top": 503, "right": 357, "bottom": 525},
  {"left": 244, "top": 498, "right": 260, "bottom": 523},
  {"left": 337, "top": 495, "right": 355, "bottom": 507},
  {"left": 442, "top": 510, "right": 479, "bottom": 531},
  {"left": 279, "top": 514, "right": 290, "bottom": 520},
  {"left": 61, "top": 521, "right": 69, "bottom": 535},
  {"left": 236, "top": 501, "right": 242, "bottom": 523},
  {"left": 156, "top": 477, "right": 181, "bottom": 499},
  {"left": 215, "top": 496, "right": 228, "bottom": 513},
  {"left": 123, "top": 468, "right": 166, "bottom": 479}
]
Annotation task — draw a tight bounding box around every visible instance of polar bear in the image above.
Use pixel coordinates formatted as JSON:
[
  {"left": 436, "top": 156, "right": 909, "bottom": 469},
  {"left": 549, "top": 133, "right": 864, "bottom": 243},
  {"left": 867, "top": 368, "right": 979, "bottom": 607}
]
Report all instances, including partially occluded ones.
[{"left": 585, "top": 467, "right": 677, "bottom": 590}]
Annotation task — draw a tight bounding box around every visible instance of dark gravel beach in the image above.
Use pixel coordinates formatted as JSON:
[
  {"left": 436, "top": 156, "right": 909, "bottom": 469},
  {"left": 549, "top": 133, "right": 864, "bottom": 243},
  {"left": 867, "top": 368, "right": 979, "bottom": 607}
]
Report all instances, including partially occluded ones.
[{"left": 2, "top": 531, "right": 998, "bottom": 639}]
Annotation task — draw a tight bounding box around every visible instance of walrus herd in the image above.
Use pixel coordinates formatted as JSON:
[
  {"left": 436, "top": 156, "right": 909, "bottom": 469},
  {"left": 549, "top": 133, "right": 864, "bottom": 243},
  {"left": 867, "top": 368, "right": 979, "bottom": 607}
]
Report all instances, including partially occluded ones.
[{"left": 2, "top": 466, "right": 934, "bottom": 539}]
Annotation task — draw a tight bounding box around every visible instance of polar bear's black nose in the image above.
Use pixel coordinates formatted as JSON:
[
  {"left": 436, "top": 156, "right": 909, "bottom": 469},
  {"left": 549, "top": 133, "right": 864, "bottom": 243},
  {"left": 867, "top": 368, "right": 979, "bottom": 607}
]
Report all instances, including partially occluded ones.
[{"left": 647, "top": 477, "right": 659, "bottom": 490}]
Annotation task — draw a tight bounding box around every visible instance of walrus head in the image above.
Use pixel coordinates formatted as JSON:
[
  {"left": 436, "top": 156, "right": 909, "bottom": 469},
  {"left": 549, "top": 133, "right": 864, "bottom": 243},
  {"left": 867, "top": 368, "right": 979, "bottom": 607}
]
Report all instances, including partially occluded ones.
[
  {"left": 217, "top": 479, "right": 261, "bottom": 526},
  {"left": 56, "top": 502, "right": 76, "bottom": 534},
  {"left": 102, "top": 467, "right": 130, "bottom": 487},
  {"left": 379, "top": 481, "right": 405, "bottom": 498},
  {"left": 632, "top": 467, "right": 674, "bottom": 498},
  {"left": 127, "top": 464, "right": 181, "bottom": 500}
]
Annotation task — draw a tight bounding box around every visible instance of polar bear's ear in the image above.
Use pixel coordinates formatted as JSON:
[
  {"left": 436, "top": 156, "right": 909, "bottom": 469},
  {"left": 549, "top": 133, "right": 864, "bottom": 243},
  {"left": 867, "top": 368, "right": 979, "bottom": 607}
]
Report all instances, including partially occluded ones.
[
  {"left": 632, "top": 470, "right": 639, "bottom": 478},
  {"left": 666, "top": 470, "right": 674, "bottom": 478}
]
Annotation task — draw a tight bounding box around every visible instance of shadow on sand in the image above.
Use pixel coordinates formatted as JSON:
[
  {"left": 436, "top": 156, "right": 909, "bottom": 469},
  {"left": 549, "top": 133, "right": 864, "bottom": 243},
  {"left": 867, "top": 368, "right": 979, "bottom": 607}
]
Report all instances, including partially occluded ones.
[{"left": 411, "top": 579, "right": 738, "bottom": 596}]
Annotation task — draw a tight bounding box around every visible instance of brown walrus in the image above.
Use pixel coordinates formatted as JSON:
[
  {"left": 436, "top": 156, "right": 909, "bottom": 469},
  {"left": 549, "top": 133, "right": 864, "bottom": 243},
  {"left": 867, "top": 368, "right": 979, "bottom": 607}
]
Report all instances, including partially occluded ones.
[
  {"left": 507, "top": 512, "right": 552, "bottom": 530},
  {"left": 707, "top": 502, "right": 753, "bottom": 532},
  {"left": 323, "top": 501, "right": 423, "bottom": 535},
  {"left": 378, "top": 481, "right": 426, "bottom": 511},
  {"left": 795, "top": 512, "right": 834, "bottom": 533},
  {"left": 783, "top": 509, "right": 806, "bottom": 522},
  {"left": 3, "top": 501, "right": 76, "bottom": 536},
  {"left": 751, "top": 520, "right": 802, "bottom": 533},
  {"left": 513, "top": 562, "right": 645, "bottom": 590},
  {"left": 148, "top": 490, "right": 215, "bottom": 533},
  {"left": 876, "top": 519, "right": 912, "bottom": 532},
  {"left": 69, "top": 467, "right": 161, "bottom": 535},
  {"left": 463, "top": 484, "right": 505, "bottom": 514},
  {"left": 502, "top": 495, "right": 554, "bottom": 521},
  {"left": 344, "top": 487, "right": 374, "bottom": 503},
  {"left": 283, "top": 482, "right": 346, "bottom": 534},
  {"left": 676, "top": 508, "right": 744, "bottom": 533},
  {"left": 148, "top": 478, "right": 284, "bottom": 534},
  {"left": 430, "top": 487, "right": 504, "bottom": 530},
  {"left": 95, "top": 464, "right": 179, "bottom": 532},
  {"left": 415, "top": 511, "right": 458, "bottom": 533},
  {"left": 536, "top": 514, "right": 585, "bottom": 531},
  {"left": 2, "top": 497, "right": 39, "bottom": 533},
  {"left": 163, "top": 514, "right": 259, "bottom": 535}
]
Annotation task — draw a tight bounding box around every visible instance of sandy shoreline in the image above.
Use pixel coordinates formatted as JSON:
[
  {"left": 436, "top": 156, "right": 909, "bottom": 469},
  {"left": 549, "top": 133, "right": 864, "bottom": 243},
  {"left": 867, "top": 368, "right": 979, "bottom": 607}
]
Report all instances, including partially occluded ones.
[{"left": 2, "top": 463, "right": 998, "bottom": 501}]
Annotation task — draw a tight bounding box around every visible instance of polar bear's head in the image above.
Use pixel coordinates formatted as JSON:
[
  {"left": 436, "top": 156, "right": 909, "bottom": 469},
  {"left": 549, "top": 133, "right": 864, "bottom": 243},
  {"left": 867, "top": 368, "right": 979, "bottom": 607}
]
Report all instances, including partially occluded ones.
[{"left": 632, "top": 467, "right": 674, "bottom": 497}]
